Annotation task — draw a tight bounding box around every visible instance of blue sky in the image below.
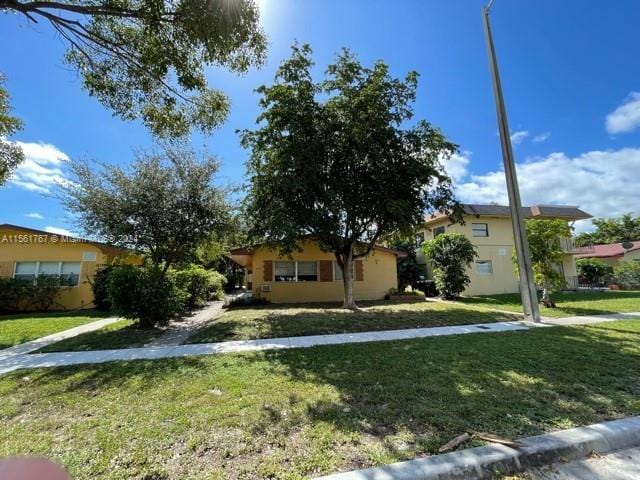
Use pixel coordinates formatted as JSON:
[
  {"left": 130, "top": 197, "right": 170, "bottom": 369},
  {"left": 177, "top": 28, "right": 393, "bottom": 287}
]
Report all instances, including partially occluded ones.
[{"left": 2, "top": 0, "right": 640, "bottom": 235}]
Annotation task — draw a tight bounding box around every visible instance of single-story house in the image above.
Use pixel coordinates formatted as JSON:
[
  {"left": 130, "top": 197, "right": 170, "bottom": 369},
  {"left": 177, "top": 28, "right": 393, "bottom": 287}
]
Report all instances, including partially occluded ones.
[
  {"left": 417, "top": 204, "right": 593, "bottom": 296},
  {"left": 230, "top": 239, "right": 404, "bottom": 303},
  {"left": 0, "top": 224, "right": 137, "bottom": 310},
  {"left": 574, "top": 240, "right": 640, "bottom": 267}
]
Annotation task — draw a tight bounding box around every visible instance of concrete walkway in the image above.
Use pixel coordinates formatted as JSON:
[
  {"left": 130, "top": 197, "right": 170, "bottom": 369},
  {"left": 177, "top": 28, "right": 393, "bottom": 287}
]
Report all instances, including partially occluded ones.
[
  {"left": 145, "top": 301, "right": 224, "bottom": 347},
  {"left": 0, "top": 316, "right": 121, "bottom": 358},
  {"left": 0, "top": 311, "right": 637, "bottom": 375}
]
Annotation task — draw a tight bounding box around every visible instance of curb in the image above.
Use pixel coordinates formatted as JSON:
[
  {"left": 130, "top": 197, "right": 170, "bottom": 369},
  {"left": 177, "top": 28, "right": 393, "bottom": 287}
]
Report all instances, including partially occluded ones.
[{"left": 316, "top": 416, "right": 640, "bottom": 480}]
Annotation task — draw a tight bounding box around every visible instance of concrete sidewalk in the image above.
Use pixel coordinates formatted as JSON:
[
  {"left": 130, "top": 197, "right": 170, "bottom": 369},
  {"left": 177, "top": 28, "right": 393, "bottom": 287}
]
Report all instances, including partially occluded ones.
[
  {"left": 0, "top": 316, "right": 121, "bottom": 358},
  {"left": 0, "top": 311, "right": 637, "bottom": 375}
]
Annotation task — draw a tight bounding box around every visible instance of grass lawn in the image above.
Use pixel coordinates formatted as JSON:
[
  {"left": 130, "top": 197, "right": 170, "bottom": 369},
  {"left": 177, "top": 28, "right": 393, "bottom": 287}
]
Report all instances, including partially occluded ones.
[
  {"left": 35, "top": 319, "right": 165, "bottom": 353},
  {"left": 457, "top": 290, "right": 640, "bottom": 318},
  {"left": 2, "top": 320, "right": 639, "bottom": 479},
  {"left": 0, "top": 310, "right": 109, "bottom": 350},
  {"left": 186, "top": 300, "right": 521, "bottom": 344}
]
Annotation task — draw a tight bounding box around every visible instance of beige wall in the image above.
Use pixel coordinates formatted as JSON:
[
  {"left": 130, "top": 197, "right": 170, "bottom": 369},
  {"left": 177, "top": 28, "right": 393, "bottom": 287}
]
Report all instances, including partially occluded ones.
[
  {"left": 0, "top": 226, "right": 135, "bottom": 310},
  {"left": 250, "top": 240, "right": 398, "bottom": 303},
  {"left": 419, "top": 216, "right": 579, "bottom": 296}
]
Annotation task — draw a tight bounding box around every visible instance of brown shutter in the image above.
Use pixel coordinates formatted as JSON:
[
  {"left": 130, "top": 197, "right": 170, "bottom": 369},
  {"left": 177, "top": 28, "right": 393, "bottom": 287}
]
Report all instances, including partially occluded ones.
[
  {"left": 355, "top": 260, "right": 364, "bottom": 281},
  {"left": 319, "top": 260, "right": 333, "bottom": 282},
  {"left": 263, "top": 260, "right": 273, "bottom": 281}
]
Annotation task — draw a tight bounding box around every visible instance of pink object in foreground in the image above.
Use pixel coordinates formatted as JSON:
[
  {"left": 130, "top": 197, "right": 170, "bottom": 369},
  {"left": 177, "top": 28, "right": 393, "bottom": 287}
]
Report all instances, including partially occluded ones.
[{"left": 0, "top": 457, "right": 70, "bottom": 480}]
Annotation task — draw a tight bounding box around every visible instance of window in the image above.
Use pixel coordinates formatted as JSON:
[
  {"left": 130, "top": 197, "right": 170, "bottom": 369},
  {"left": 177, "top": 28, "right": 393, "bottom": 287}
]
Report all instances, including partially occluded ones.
[
  {"left": 297, "top": 261, "right": 318, "bottom": 282},
  {"left": 472, "top": 223, "right": 489, "bottom": 237},
  {"left": 433, "top": 226, "right": 445, "bottom": 238},
  {"left": 274, "top": 261, "right": 296, "bottom": 282},
  {"left": 415, "top": 231, "right": 425, "bottom": 247},
  {"left": 475, "top": 260, "right": 493, "bottom": 275},
  {"left": 14, "top": 262, "right": 37, "bottom": 283},
  {"left": 13, "top": 261, "right": 81, "bottom": 286},
  {"left": 333, "top": 261, "right": 343, "bottom": 281}
]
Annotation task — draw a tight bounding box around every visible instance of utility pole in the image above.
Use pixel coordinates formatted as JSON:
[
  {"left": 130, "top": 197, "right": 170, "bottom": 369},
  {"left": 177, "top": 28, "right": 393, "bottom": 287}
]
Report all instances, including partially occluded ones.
[{"left": 482, "top": 1, "right": 541, "bottom": 323}]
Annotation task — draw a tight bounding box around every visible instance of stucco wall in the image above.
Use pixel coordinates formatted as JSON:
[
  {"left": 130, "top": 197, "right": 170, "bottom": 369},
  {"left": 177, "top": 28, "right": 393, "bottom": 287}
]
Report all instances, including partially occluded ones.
[
  {"left": 0, "top": 226, "right": 133, "bottom": 310},
  {"left": 250, "top": 241, "right": 398, "bottom": 303}
]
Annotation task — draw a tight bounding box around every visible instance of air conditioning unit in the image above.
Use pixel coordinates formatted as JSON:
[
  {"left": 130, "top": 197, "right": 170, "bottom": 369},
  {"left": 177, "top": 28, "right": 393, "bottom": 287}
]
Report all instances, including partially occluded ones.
[{"left": 261, "top": 284, "right": 272, "bottom": 292}]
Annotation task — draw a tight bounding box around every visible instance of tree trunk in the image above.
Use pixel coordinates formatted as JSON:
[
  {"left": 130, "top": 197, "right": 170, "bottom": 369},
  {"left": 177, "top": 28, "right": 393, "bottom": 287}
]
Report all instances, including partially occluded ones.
[
  {"left": 541, "top": 280, "right": 556, "bottom": 308},
  {"left": 339, "top": 248, "right": 359, "bottom": 311}
]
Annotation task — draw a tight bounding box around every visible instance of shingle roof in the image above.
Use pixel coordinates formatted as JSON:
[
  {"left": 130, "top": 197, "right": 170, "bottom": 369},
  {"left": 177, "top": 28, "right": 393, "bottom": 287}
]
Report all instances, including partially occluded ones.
[
  {"left": 574, "top": 241, "right": 640, "bottom": 259},
  {"left": 425, "top": 204, "right": 592, "bottom": 224}
]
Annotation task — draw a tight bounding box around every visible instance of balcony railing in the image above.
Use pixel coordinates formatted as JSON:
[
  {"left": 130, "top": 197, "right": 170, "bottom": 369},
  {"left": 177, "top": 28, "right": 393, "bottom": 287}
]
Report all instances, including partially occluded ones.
[{"left": 559, "top": 237, "right": 594, "bottom": 254}]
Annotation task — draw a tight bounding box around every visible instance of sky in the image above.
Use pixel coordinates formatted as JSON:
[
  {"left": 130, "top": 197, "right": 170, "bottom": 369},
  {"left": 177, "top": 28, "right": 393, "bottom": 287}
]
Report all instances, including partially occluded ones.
[{"left": 1, "top": 0, "right": 640, "bottom": 236}]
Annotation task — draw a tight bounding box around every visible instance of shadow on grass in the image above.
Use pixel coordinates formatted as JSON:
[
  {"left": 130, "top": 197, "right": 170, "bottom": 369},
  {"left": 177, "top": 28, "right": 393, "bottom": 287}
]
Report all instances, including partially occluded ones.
[
  {"left": 188, "top": 302, "right": 520, "bottom": 343},
  {"left": 0, "top": 309, "right": 109, "bottom": 322}
]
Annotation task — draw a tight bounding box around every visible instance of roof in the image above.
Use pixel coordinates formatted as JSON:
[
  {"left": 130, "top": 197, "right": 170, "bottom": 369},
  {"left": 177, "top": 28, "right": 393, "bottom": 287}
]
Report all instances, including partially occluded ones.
[
  {"left": 574, "top": 240, "right": 640, "bottom": 259},
  {"left": 0, "top": 223, "right": 133, "bottom": 256},
  {"left": 424, "top": 204, "right": 592, "bottom": 224}
]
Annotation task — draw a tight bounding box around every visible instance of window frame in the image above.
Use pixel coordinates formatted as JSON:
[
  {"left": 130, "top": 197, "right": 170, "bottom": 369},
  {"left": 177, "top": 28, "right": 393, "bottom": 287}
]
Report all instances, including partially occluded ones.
[
  {"left": 475, "top": 260, "right": 493, "bottom": 276},
  {"left": 433, "top": 226, "right": 445, "bottom": 238},
  {"left": 12, "top": 261, "right": 82, "bottom": 287},
  {"left": 273, "top": 261, "right": 319, "bottom": 282},
  {"left": 471, "top": 223, "right": 489, "bottom": 237},
  {"left": 296, "top": 261, "right": 318, "bottom": 282}
]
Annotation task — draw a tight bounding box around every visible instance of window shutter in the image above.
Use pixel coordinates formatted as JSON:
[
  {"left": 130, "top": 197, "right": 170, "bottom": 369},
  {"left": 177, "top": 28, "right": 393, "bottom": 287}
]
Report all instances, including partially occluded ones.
[
  {"left": 263, "top": 260, "right": 273, "bottom": 282},
  {"left": 319, "top": 260, "right": 333, "bottom": 282},
  {"left": 355, "top": 260, "right": 364, "bottom": 281}
]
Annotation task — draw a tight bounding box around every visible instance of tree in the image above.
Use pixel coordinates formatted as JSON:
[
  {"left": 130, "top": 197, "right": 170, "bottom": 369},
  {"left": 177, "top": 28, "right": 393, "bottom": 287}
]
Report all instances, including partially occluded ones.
[
  {"left": 60, "top": 144, "right": 230, "bottom": 271},
  {"left": 1, "top": 0, "right": 266, "bottom": 138},
  {"left": 576, "top": 258, "right": 613, "bottom": 286},
  {"left": 519, "top": 219, "right": 571, "bottom": 307},
  {"left": 241, "top": 44, "right": 460, "bottom": 310},
  {"left": 575, "top": 214, "right": 640, "bottom": 246},
  {"left": 0, "top": 74, "right": 25, "bottom": 185},
  {"left": 389, "top": 239, "right": 424, "bottom": 292},
  {"left": 422, "top": 233, "right": 476, "bottom": 300}
]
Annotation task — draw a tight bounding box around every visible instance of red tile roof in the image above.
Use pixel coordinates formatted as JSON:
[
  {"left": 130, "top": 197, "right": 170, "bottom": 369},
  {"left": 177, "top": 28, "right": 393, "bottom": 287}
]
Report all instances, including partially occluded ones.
[{"left": 575, "top": 241, "right": 640, "bottom": 259}]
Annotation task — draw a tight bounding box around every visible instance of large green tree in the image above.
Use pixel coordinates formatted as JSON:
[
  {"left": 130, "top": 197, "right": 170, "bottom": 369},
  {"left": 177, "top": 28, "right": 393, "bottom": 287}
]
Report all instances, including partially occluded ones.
[
  {"left": 242, "top": 44, "right": 460, "bottom": 309},
  {"left": 60, "top": 144, "right": 230, "bottom": 271},
  {"left": 575, "top": 214, "right": 640, "bottom": 246},
  {"left": 519, "top": 219, "right": 572, "bottom": 307},
  {"left": 1, "top": 0, "right": 266, "bottom": 138},
  {"left": 0, "top": 74, "right": 24, "bottom": 185},
  {"left": 422, "top": 233, "right": 477, "bottom": 300}
]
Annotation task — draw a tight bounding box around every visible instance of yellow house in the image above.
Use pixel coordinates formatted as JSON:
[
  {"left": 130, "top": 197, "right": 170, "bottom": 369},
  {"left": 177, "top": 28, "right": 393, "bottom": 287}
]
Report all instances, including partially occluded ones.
[
  {"left": 574, "top": 241, "right": 640, "bottom": 268},
  {"left": 417, "top": 204, "right": 592, "bottom": 296},
  {"left": 230, "top": 240, "right": 403, "bottom": 303},
  {"left": 0, "top": 224, "right": 137, "bottom": 310}
]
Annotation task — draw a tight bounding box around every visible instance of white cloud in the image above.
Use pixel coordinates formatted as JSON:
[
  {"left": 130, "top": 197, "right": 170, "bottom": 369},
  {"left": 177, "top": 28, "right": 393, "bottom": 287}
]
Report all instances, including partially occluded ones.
[
  {"left": 24, "top": 212, "right": 44, "bottom": 219},
  {"left": 8, "top": 141, "right": 70, "bottom": 193},
  {"left": 451, "top": 148, "right": 640, "bottom": 233},
  {"left": 44, "top": 226, "right": 75, "bottom": 237},
  {"left": 532, "top": 132, "right": 551, "bottom": 143},
  {"left": 606, "top": 92, "right": 640, "bottom": 134},
  {"left": 441, "top": 151, "right": 471, "bottom": 182},
  {"left": 509, "top": 130, "right": 529, "bottom": 145}
]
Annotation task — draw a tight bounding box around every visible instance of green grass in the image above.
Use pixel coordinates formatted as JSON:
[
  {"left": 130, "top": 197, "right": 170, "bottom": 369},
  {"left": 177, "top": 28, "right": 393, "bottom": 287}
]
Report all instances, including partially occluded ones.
[
  {"left": 0, "top": 310, "right": 108, "bottom": 350},
  {"left": 457, "top": 290, "right": 640, "bottom": 318},
  {"left": 1, "top": 320, "right": 639, "bottom": 479},
  {"left": 186, "top": 300, "right": 521, "bottom": 344},
  {"left": 36, "top": 319, "right": 165, "bottom": 353}
]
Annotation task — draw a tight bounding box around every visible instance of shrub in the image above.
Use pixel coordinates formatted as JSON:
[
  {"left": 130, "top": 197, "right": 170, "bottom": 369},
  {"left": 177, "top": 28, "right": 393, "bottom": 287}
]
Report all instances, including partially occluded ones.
[
  {"left": 422, "top": 233, "right": 477, "bottom": 300},
  {"left": 0, "top": 276, "right": 60, "bottom": 312},
  {"left": 91, "top": 266, "right": 114, "bottom": 311},
  {"left": 174, "top": 265, "right": 227, "bottom": 310},
  {"left": 576, "top": 258, "right": 613, "bottom": 285},
  {"left": 225, "top": 295, "right": 270, "bottom": 308},
  {"left": 108, "top": 264, "right": 186, "bottom": 328},
  {"left": 614, "top": 262, "right": 640, "bottom": 290}
]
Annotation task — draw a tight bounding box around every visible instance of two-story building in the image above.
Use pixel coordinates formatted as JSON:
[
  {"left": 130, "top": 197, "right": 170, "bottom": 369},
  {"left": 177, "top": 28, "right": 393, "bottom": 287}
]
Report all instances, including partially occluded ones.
[{"left": 417, "top": 204, "right": 592, "bottom": 296}]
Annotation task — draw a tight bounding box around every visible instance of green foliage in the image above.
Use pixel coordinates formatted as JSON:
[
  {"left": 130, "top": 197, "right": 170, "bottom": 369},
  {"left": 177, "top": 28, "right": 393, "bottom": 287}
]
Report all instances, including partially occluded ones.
[
  {"left": 575, "top": 214, "right": 640, "bottom": 246},
  {"left": 423, "top": 233, "right": 477, "bottom": 300},
  {"left": 576, "top": 258, "right": 613, "bottom": 285},
  {"left": 0, "top": 276, "right": 61, "bottom": 312},
  {"left": 174, "top": 264, "right": 226, "bottom": 309},
  {"left": 518, "top": 219, "right": 571, "bottom": 305},
  {"left": 108, "top": 264, "right": 186, "bottom": 328},
  {"left": 0, "top": 73, "right": 25, "bottom": 185},
  {"left": 242, "top": 44, "right": 460, "bottom": 308},
  {"left": 225, "top": 295, "right": 270, "bottom": 308},
  {"left": 60, "top": 144, "right": 230, "bottom": 270},
  {"left": 2, "top": 1, "right": 266, "bottom": 138},
  {"left": 614, "top": 262, "right": 640, "bottom": 290},
  {"left": 390, "top": 240, "right": 424, "bottom": 291},
  {"left": 91, "top": 266, "right": 114, "bottom": 311}
]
